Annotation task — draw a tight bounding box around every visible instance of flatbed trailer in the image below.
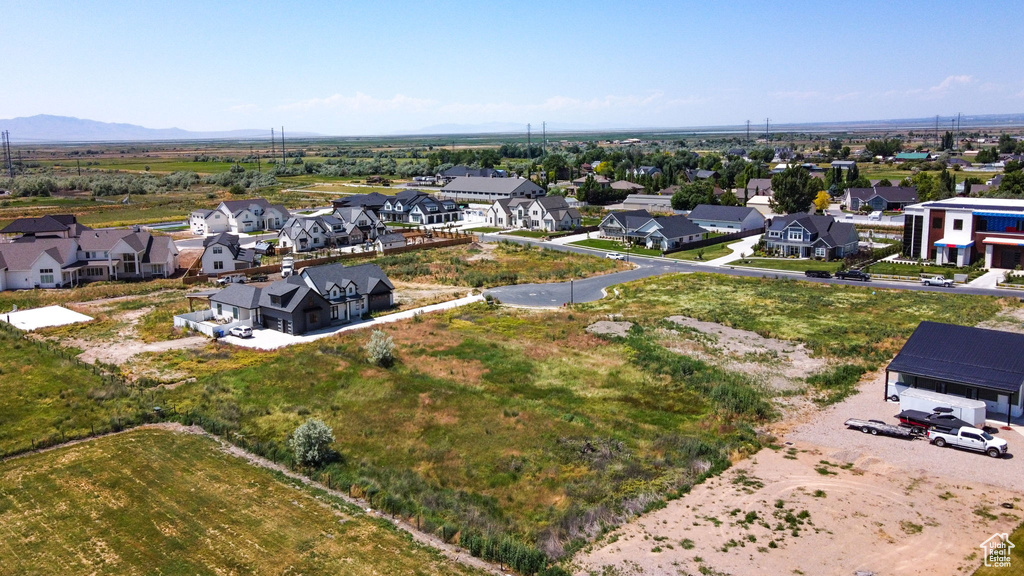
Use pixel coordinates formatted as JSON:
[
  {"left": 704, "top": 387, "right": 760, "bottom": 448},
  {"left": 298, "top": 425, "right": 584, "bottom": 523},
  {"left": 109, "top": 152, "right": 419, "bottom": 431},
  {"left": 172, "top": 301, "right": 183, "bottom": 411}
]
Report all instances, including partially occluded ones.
[{"left": 844, "top": 418, "right": 917, "bottom": 439}]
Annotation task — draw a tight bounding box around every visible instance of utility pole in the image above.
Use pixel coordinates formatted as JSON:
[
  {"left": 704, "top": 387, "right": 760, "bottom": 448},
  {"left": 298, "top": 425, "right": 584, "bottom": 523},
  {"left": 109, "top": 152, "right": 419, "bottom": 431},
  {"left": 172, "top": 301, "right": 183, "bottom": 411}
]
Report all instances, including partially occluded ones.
[
  {"left": 271, "top": 128, "right": 276, "bottom": 156},
  {"left": 527, "top": 123, "right": 531, "bottom": 159},
  {"left": 935, "top": 115, "right": 939, "bottom": 145},
  {"left": 542, "top": 121, "right": 546, "bottom": 155},
  {"left": 746, "top": 120, "right": 751, "bottom": 142},
  {"left": 77, "top": 159, "right": 81, "bottom": 176},
  {"left": 765, "top": 118, "right": 770, "bottom": 142},
  {"left": 281, "top": 126, "right": 286, "bottom": 165},
  {"left": 956, "top": 112, "right": 961, "bottom": 152},
  {"left": 2, "top": 131, "right": 13, "bottom": 179}
]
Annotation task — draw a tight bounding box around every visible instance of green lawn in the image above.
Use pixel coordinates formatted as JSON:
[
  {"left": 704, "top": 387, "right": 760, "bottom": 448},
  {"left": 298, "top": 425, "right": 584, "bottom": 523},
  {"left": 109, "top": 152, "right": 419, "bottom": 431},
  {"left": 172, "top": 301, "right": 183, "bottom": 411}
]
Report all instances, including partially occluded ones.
[
  {"left": 666, "top": 241, "right": 738, "bottom": 262},
  {"left": 866, "top": 261, "right": 985, "bottom": 281},
  {"left": 470, "top": 227, "right": 504, "bottom": 233},
  {"left": 0, "top": 428, "right": 485, "bottom": 576},
  {"left": 570, "top": 238, "right": 663, "bottom": 257},
  {"left": 974, "top": 520, "right": 1024, "bottom": 576},
  {"left": 504, "top": 230, "right": 552, "bottom": 238},
  {"left": 730, "top": 258, "right": 844, "bottom": 273}
]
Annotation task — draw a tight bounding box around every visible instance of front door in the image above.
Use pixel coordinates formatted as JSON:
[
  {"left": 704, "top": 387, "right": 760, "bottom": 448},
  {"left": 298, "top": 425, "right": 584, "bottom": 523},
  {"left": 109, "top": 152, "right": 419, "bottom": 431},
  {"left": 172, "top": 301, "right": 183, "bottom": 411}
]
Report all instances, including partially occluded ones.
[{"left": 947, "top": 247, "right": 958, "bottom": 265}]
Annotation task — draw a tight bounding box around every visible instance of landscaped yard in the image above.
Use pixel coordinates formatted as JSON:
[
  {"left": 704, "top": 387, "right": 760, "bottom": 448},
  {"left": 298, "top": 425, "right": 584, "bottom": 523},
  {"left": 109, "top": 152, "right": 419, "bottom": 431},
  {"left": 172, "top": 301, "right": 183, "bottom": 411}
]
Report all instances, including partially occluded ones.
[
  {"left": 0, "top": 428, "right": 485, "bottom": 576},
  {"left": 730, "top": 258, "right": 844, "bottom": 273},
  {"left": 504, "top": 229, "right": 552, "bottom": 238},
  {"left": 866, "top": 261, "right": 986, "bottom": 281},
  {"left": 569, "top": 238, "right": 663, "bottom": 257},
  {"left": 665, "top": 241, "right": 738, "bottom": 261}
]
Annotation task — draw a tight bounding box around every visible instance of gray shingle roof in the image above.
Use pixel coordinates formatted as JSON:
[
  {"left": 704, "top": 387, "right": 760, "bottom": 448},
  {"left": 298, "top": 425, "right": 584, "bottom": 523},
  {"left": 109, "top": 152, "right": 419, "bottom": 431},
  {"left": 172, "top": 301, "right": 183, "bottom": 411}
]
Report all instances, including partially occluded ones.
[
  {"left": 688, "top": 204, "right": 760, "bottom": 223},
  {"left": 0, "top": 238, "right": 81, "bottom": 270},
  {"left": 846, "top": 186, "right": 918, "bottom": 203},
  {"left": 647, "top": 215, "right": 706, "bottom": 239},
  {"left": 442, "top": 177, "right": 543, "bottom": 195},
  {"left": 299, "top": 262, "right": 394, "bottom": 297},
  {"left": 0, "top": 214, "right": 83, "bottom": 235},
  {"left": 605, "top": 209, "right": 653, "bottom": 228},
  {"left": 258, "top": 281, "right": 324, "bottom": 312},
  {"left": 211, "top": 284, "right": 262, "bottom": 309},
  {"left": 888, "top": 321, "right": 1024, "bottom": 394}
]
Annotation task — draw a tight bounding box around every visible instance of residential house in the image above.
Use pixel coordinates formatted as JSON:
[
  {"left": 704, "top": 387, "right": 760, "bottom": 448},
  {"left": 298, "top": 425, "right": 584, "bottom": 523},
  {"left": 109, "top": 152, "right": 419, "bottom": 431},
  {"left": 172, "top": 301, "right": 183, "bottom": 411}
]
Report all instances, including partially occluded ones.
[
  {"left": 843, "top": 186, "right": 919, "bottom": 212},
  {"left": 0, "top": 214, "right": 89, "bottom": 241},
  {"left": 685, "top": 169, "right": 719, "bottom": 182},
  {"left": 598, "top": 209, "right": 653, "bottom": 241},
  {"left": 333, "top": 206, "right": 388, "bottom": 241},
  {"left": 610, "top": 180, "right": 645, "bottom": 194},
  {"left": 571, "top": 175, "right": 612, "bottom": 190},
  {"left": 294, "top": 262, "right": 395, "bottom": 323},
  {"left": 189, "top": 198, "right": 290, "bottom": 235},
  {"left": 727, "top": 147, "right": 747, "bottom": 157},
  {"left": 630, "top": 166, "right": 662, "bottom": 178},
  {"left": 439, "top": 177, "right": 545, "bottom": 202},
  {"left": 764, "top": 214, "right": 859, "bottom": 260},
  {"left": 901, "top": 197, "right": 1024, "bottom": 268},
  {"left": 745, "top": 195, "right": 774, "bottom": 217},
  {"left": 636, "top": 215, "right": 707, "bottom": 252},
  {"left": 374, "top": 232, "right": 407, "bottom": 251},
  {"left": 485, "top": 196, "right": 581, "bottom": 231},
  {"left": 278, "top": 214, "right": 355, "bottom": 253},
  {"left": 742, "top": 178, "right": 773, "bottom": 200},
  {"left": 946, "top": 157, "right": 972, "bottom": 168},
  {"left": 0, "top": 228, "right": 177, "bottom": 289},
  {"left": 200, "top": 233, "right": 259, "bottom": 275},
  {"left": 378, "top": 190, "right": 462, "bottom": 225},
  {"left": 258, "top": 280, "right": 332, "bottom": 335},
  {"left": 830, "top": 160, "right": 857, "bottom": 171},
  {"left": 886, "top": 321, "right": 1024, "bottom": 421},
  {"left": 687, "top": 204, "right": 765, "bottom": 233},
  {"left": 209, "top": 284, "right": 262, "bottom": 325},
  {"left": 436, "top": 165, "right": 505, "bottom": 183},
  {"left": 331, "top": 191, "right": 392, "bottom": 214}
]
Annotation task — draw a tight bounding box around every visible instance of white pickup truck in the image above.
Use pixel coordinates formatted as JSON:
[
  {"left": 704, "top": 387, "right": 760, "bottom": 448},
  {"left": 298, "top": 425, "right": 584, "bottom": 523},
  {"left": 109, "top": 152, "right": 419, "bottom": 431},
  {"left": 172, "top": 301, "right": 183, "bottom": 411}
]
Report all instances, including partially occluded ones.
[
  {"left": 920, "top": 274, "right": 953, "bottom": 287},
  {"left": 927, "top": 426, "right": 1008, "bottom": 458}
]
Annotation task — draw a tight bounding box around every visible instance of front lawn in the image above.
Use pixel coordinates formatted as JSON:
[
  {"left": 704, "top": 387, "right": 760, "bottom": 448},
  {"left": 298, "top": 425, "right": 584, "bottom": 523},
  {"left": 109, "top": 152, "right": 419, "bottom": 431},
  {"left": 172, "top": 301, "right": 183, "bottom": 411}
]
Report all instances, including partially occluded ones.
[
  {"left": 666, "top": 241, "right": 738, "bottom": 262},
  {"left": 570, "top": 238, "right": 663, "bottom": 257},
  {"left": 866, "top": 261, "right": 985, "bottom": 281},
  {"left": 505, "top": 230, "right": 552, "bottom": 238},
  {"left": 730, "top": 258, "right": 844, "bottom": 273}
]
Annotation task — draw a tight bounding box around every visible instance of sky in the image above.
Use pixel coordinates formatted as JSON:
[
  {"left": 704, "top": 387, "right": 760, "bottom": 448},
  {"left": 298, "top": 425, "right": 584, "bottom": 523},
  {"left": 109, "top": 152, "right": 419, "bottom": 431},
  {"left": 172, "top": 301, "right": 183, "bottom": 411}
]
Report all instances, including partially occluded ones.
[{"left": 3, "top": 0, "right": 1024, "bottom": 135}]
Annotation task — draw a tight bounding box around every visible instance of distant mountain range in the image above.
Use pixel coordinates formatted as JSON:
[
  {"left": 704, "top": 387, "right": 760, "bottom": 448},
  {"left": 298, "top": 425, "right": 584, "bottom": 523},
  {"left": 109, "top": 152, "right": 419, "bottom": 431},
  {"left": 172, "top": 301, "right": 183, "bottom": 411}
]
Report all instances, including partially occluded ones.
[
  {"left": 0, "top": 115, "right": 319, "bottom": 143},
  {"left": 4, "top": 112, "right": 1024, "bottom": 143}
]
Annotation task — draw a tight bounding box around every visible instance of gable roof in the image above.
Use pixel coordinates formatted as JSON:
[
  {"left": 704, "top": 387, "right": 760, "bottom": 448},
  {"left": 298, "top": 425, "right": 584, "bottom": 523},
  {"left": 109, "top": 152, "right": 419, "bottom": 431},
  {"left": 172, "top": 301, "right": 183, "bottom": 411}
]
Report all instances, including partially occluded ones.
[
  {"left": 846, "top": 186, "right": 919, "bottom": 203},
  {"left": 610, "top": 180, "right": 645, "bottom": 191},
  {"left": 0, "top": 214, "right": 88, "bottom": 236},
  {"left": 603, "top": 209, "right": 653, "bottom": 228},
  {"left": 376, "top": 232, "right": 407, "bottom": 245},
  {"left": 895, "top": 152, "right": 929, "bottom": 160},
  {"left": 0, "top": 238, "right": 81, "bottom": 270},
  {"left": 647, "top": 215, "right": 706, "bottom": 239},
  {"left": 439, "top": 165, "right": 503, "bottom": 178},
  {"left": 771, "top": 213, "right": 857, "bottom": 247},
  {"left": 211, "top": 284, "right": 262, "bottom": 309},
  {"left": 332, "top": 192, "right": 391, "bottom": 211},
  {"left": 299, "top": 262, "right": 394, "bottom": 297},
  {"left": 744, "top": 178, "right": 773, "bottom": 194},
  {"left": 258, "top": 280, "right": 325, "bottom": 312},
  {"left": 688, "top": 204, "right": 761, "bottom": 223},
  {"left": 888, "top": 321, "right": 1024, "bottom": 394},
  {"left": 203, "top": 232, "right": 241, "bottom": 249},
  {"left": 441, "top": 177, "right": 543, "bottom": 195}
]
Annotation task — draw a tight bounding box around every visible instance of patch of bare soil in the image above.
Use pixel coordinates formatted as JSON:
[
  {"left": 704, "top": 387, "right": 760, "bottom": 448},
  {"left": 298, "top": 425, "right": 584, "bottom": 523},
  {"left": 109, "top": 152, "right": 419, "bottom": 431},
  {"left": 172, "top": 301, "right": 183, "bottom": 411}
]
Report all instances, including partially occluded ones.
[
  {"left": 663, "top": 316, "right": 827, "bottom": 391},
  {"left": 392, "top": 281, "right": 467, "bottom": 311},
  {"left": 77, "top": 336, "right": 208, "bottom": 366},
  {"left": 585, "top": 320, "right": 633, "bottom": 338},
  {"left": 976, "top": 303, "right": 1024, "bottom": 334},
  {"left": 574, "top": 444, "right": 1022, "bottom": 576},
  {"left": 464, "top": 242, "right": 495, "bottom": 261}
]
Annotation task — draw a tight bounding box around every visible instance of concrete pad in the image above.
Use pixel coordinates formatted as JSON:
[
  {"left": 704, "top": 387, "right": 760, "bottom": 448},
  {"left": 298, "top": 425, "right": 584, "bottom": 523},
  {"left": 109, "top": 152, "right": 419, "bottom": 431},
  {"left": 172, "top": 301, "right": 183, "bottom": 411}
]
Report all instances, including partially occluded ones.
[{"left": 2, "top": 305, "right": 93, "bottom": 331}]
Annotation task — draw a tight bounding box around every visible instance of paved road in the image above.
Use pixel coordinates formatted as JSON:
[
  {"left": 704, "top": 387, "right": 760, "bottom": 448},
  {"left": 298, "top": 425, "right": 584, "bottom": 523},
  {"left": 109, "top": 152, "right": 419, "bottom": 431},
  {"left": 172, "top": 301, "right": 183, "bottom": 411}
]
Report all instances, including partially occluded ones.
[{"left": 480, "top": 234, "right": 1013, "bottom": 307}]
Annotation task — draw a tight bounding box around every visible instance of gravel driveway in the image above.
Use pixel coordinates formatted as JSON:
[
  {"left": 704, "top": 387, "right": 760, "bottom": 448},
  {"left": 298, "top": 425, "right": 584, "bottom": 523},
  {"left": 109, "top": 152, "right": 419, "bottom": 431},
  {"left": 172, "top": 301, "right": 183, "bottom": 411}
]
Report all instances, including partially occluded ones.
[{"left": 788, "top": 371, "right": 1024, "bottom": 491}]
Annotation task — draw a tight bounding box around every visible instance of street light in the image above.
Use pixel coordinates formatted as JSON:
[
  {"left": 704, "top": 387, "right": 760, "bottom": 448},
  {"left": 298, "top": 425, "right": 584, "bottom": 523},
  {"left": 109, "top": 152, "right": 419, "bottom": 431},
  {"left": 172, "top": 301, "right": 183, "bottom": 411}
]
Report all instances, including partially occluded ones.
[{"left": 570, "top": 278, "right": 574, "bottom": 306}]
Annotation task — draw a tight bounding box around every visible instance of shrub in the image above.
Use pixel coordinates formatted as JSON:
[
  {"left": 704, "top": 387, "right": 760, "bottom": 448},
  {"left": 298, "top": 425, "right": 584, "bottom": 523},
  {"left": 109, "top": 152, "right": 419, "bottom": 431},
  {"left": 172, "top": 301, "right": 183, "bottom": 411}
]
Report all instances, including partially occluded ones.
[
  {"left": 365, "top": 329, "right": 395, "bottom": 367},
  {"left": 288, "top": 418, "right": 335, "bottom": 467}
]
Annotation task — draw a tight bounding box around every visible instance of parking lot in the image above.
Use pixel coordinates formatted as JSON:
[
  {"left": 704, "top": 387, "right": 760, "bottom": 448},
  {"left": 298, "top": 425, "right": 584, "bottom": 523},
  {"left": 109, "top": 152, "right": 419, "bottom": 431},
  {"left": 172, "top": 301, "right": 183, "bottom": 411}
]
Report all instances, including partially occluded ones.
[{"left": 789, "top": 371, "right": 1024, "bottom": 491}]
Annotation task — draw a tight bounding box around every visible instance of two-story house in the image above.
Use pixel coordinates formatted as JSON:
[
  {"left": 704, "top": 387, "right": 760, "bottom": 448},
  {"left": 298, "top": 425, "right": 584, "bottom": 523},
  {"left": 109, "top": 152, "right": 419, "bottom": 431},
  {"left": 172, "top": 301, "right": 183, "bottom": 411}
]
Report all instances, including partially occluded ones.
[
  {"left": 764, "top": 214, "right": 859, "bottom": 260},
  {"left": 379, "top": 191, "right": 462, "bottom": 225},
  {"left": 598, "top": 209, "right": 654, "bottom": 241},
  {"left": 333, "top": 206, "right": 388, "bottom": 241},
  {"left": 486, "top": 197, "right": 581, "bottom": 231},
  {"left": 277, "top": 214, "right": 358, "bottom": 253},
  {"left": 190, "top": 198, "right": 290, "bottom": 235},
  {"left": 199, "top": 233, "right": 260, "bottom": 275}
]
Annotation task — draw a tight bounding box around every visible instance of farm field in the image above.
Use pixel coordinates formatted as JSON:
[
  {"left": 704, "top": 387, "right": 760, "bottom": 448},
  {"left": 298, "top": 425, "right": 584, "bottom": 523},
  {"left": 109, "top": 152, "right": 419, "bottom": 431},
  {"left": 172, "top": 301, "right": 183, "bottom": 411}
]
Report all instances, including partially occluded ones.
[{"left": 0, "top": 427, "right": 486, "bottom": 576}]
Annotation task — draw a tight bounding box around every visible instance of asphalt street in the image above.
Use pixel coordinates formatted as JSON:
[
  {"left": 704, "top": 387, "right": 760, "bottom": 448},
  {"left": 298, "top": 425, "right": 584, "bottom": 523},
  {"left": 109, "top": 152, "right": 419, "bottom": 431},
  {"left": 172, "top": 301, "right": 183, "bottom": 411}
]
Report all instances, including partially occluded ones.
[{"left": 480, "top": 234, "right": 1012, "bottom": 307}]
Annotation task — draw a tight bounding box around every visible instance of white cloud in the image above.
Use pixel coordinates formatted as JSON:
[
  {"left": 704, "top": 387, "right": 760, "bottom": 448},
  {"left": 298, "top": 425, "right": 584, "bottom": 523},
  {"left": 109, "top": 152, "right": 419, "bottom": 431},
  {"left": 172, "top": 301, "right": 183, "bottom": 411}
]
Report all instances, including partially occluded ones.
[{"left": 929, "top": 74, "right": 973, "bottom": 93}]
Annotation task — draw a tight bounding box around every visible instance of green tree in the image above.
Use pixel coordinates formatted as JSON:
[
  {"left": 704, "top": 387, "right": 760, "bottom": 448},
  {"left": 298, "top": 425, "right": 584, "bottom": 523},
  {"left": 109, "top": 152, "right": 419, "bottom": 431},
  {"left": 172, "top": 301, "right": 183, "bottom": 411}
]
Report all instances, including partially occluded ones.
[
  {"left": 288, "top": 419, "right": 335, "bottom": 467},
  {"left": 719, "top": 190, "right": 740, "bottom": 206},
  {"left": 877, "top": 178, "right": 892, "bottom": 187},
  {"left": 1005, "top": 160, "right": 1022, "bottom": 174},
  {"left": 845, "top": 162, "right": 860, "bottom": 185},
  {"left": 865, "top": 138, "right": 903, "bottom": 157},
  {"left": 999, "top": 133, "right": 1018, "bottom": 154},
  {"left": 912, "top": 172, "right": 936, "bottom": 201},
  {"left": 770, "top": 166, "right": 818, "bottom": 214},
  {"left": 670, "top": 181, "right": 717, "bottom": 211},
  {"left": 941, "top": 131, "right": 954, "bottom": 151},
  {"left": 997, "top": 171, "right": 1024, "bottom": 197}
]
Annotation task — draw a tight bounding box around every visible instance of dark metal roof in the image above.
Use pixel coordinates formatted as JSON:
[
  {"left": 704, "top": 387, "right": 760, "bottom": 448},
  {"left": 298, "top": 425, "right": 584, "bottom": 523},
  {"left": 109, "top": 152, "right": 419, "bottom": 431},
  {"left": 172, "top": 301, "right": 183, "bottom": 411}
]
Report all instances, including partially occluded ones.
[
  {"left": 688, "top": 204, "right": 761, "bottom": 223},
  {"left": 887, "top": 321, "right": 1024, "bottom": 394}
]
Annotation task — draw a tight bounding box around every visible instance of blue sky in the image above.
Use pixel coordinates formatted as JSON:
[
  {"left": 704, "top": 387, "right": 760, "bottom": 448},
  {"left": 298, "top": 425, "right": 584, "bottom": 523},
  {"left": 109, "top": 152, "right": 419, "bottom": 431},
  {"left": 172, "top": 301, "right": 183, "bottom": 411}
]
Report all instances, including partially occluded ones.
[{"left": 3, "top": 0, "right": 1024, "bottom": 135}]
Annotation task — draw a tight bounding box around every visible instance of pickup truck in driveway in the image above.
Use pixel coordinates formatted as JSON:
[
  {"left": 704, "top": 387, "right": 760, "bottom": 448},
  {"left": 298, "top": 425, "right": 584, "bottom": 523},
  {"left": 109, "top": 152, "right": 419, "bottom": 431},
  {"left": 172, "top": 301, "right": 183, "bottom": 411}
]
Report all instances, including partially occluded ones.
[{"left": 927, "top": 426, "right": 1008, "bottom": 458}]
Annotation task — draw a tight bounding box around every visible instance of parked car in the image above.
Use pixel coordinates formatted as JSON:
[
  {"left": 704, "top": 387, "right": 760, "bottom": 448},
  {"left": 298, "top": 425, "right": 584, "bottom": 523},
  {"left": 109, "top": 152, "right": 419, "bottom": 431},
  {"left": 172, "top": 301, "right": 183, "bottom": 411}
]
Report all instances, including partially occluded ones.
[
  {"left": 835, "top": 269, "right": 870, "bottom": 281},
  {"left": 606, "top": 253, "right": 625, "bottom": 260},
  {"left": 228, "top": 325, "right": 253, "bottom": 338},
  {"left": 216, "top": 273, "right": 246, "bottom": 285},
  {"left": 927, "top": 426, "right": 1008, "bottom": 458},
  {"left": 249, "top": 274, "right": 269, "bottom": 283},
  {"left": 868, "top": 211, "right": 883, "bottom": 221},
  {"left": 921, "top": 274, "right": 953, "bottom": 287},
  {"left": 804, "top": 270, "right": 832, "bottom": 278}
]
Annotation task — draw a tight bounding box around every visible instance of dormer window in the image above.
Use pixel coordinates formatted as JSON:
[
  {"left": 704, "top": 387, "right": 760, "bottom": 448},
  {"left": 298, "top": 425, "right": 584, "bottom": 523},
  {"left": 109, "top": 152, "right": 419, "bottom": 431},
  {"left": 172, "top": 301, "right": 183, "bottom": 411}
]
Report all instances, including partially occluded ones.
[{"left": 270, "top": 295, "right": 281, "bottom": 305}]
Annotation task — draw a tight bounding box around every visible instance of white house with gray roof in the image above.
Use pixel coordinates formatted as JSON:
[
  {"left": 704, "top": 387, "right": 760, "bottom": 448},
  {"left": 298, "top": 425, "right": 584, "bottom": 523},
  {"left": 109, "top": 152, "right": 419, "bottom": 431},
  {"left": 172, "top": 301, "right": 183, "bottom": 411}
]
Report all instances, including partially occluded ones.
[
  {"left": 190, "top": 198, "right": 290, "bottom": 235},
  {"left": 199, "top": 233, "right": 260, "bottom": 275},
  {"left": 486, "top": 196, "right": 580, "bottom": 231}
]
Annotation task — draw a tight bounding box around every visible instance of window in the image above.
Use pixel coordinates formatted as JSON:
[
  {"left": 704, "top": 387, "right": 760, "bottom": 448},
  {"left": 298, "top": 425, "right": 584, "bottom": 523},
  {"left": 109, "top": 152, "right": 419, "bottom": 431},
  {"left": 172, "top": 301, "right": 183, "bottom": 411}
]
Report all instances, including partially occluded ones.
[
  {"left": 232, "top": 307, "right": 239, "bottom": 319},
  {"left": 270, "top": 295, "right": 281, "bottom": 305},
  {"left": 788, "top": 230, "right": 803, "bottom": 241},
  {"left": 331, "top": 306, "right": 338, "bottom": 319},
  {"left": 815, "top": 247, "right": 826, "bottom": 257},
  {"left": 39, "top": 268, "right": 54, "bottom": 284},
  {"left": 952, "top": 219, "right": 963, "bottom": 230},
  {"left": 216, "top": 303, "right": 223, "bottom": 315},
  {"left": 212, "top": 246, "right": 223, "bottom": 254},
  {"left": 213, "top": 261, "right": 224, "bottom": 270},
  {"left": 932, "top": 217, "right": 942, "bottom": 229},
  {"left": 85, "top": 267, "right": 105, "bottom": 277},
  {"left": 308, "top": 311, "right": 319, "bottom": 324}
]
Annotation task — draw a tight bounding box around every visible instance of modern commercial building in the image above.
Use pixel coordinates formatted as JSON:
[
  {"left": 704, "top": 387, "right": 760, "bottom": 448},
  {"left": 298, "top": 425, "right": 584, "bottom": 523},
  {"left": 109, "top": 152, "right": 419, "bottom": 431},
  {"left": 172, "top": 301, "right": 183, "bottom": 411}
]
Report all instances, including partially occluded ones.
[{"left": 901, "top": 197, "right": 1024, "bottom": 268}]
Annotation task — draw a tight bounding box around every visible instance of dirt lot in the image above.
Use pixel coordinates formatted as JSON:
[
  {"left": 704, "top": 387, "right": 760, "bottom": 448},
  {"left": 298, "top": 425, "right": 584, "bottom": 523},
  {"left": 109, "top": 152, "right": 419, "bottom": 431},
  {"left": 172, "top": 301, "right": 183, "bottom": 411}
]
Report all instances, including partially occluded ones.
[{"left": 574, "top": 374, "right": 1024, "bottom": 576}]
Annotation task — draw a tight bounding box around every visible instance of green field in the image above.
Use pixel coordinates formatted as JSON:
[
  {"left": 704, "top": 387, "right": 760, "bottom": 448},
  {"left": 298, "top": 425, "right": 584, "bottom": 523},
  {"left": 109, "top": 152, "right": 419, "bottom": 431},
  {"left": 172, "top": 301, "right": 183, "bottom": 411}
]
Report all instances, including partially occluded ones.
[
  {"left": 729, "top": 258, "right": 844, "bottom": 273},
  {"left": 0, "top": 428, "right": 485, "bottom": 576},
  {"left": 569, "top": 238, "right": 663, "bottom": 257}
]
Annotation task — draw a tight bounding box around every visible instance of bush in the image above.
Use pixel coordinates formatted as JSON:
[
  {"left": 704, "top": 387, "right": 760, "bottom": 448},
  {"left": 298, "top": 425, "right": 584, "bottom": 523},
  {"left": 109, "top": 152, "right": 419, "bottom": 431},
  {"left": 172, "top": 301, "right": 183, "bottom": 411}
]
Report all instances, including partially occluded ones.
[
  {"left": 365, "top": 329, "right": 395, "bottom": 367},
  {"left": 288, "top": 418, "right": 335, "bottom": 467}
]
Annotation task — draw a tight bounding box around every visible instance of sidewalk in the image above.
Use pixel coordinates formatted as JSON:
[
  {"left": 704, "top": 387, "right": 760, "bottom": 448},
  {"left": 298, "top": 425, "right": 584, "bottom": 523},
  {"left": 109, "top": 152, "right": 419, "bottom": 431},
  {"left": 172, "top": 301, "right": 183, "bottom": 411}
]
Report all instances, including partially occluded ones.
[
  {"left": 704, "top": 234, "right": 762, "bottom": 267},
  {"left": 222, "top": 292, "right": 485, "bottom": 350}
]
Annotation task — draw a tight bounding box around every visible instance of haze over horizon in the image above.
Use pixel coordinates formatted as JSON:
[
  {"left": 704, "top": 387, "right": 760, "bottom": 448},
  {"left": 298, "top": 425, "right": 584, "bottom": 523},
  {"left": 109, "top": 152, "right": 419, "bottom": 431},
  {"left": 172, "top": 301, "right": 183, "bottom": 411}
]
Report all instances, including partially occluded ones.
[{"left": 4, "top": 1, "right": 1024, "bottom": 136}]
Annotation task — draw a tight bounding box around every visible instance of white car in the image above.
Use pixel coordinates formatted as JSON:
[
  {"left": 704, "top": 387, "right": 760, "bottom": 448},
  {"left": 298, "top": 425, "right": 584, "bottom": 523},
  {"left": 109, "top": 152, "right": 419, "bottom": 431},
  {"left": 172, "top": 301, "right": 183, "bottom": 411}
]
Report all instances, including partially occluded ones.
[
  {"left": 606, "top": 252, "right": 625, "bottom": 260},
  {"left": 921, "top": 274, "right": 953, "bottom": 287},
  {"left": 228, "top": 325, "right": 253, "bottom": 338}
]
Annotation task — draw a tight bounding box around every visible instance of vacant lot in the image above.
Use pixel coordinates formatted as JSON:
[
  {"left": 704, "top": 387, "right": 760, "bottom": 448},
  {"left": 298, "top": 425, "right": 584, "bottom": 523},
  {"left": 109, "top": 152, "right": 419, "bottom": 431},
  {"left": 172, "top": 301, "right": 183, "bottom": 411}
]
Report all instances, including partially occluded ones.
[{"left": 0, "top": 427, "right": 485, "bottom": 576}]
